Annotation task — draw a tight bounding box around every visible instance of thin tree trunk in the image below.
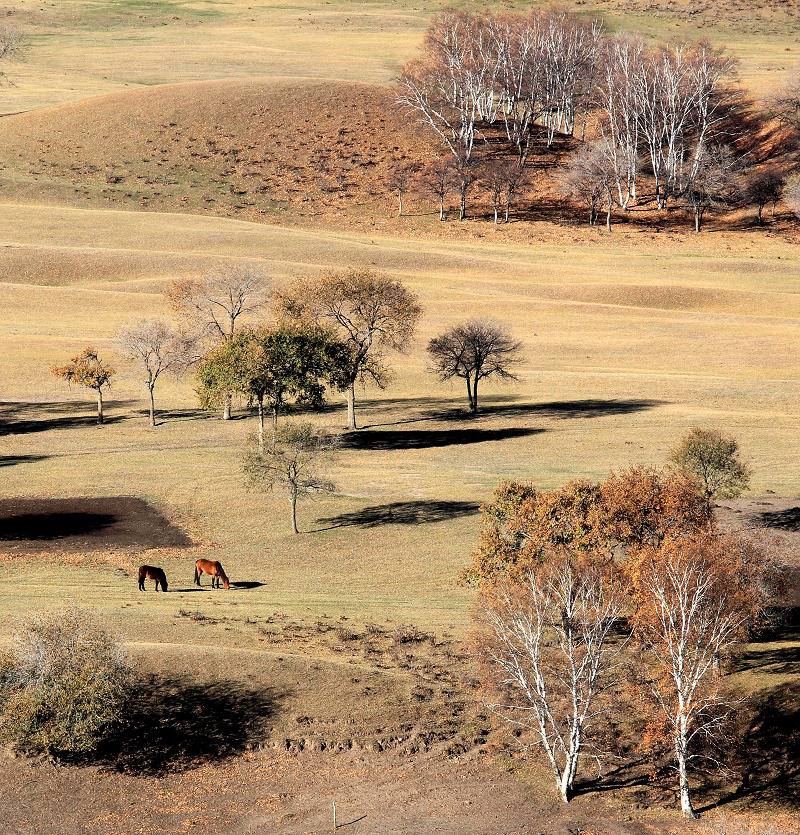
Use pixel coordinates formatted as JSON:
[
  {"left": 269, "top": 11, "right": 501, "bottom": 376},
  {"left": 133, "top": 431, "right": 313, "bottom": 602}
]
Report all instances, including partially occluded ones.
[
  {"left": 504, "top": 197, "right": 511, "bottom": 223},
  {"left": 439, "top": 195, "right": 444, "bottom": 221},
  {"left": 606, "top": 196, "right": 612, "bottom": 232},
  {"left": 148, "top": 386, "right": 155, "bottom": 427},
  {"left": 398, "top": 192, "right": 403, "bottom": 217},
  {"left": 465, "top": 376, "right": 473, "bottom": 413},
  {"left": 471, "top": 374, "right": 479, "bottom": 413},
  {"left": 695, "top": 207, "right": 702, "bottom": 233},
  {"left": 97, "top": 389, "right": 104, "bottom": 425},
  {"left": 223, "top": 392, "right": 232, "bottom": 421},
  {"left": 493, "top": 200, "right": 499, "bottom": 225},
  {"left": 757, "top": 204, "right": 763, "bottom": 225},
  {"left": 290, "top": 491, "right": 298, "bottom": 534},
  {"left": 272, "top": 404, "right": 278, "bottom": 427},
  {"left": 459, "top": 185, "right": 466, "bottom": 221},
  {"left": 257, "top": 398, "right": 265, "bottom": 453},
  {"left": 346, "top": 383, "right": 357, "bottom": 431}
]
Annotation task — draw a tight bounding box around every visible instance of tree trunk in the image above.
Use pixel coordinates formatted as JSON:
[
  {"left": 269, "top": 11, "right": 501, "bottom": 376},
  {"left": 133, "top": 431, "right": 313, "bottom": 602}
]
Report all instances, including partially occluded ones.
[
  {"left": 290, "top": 491, "right": 298, "bottom": 534},
  {"left": 589, "top": 201, "right": 595, "bottom": 226},
  {"left": 695, "top": 206, "right": 702, "bottom": 233},
  {"left": 465, "top": 376, "right": 473, "bottom": 413},
  {"left": 493, "top": 200, "right": 499, "bottom": 225},
  {"left": 97, "top": 389, "right": 104, "bottom": 425},
  {"left": 223, "top": 392, "right": 232, "bottom": 421},
  {"left": 459, "top": 185, "right": 466, "bottom": 221},
  {"left": 272, "top": 404, "right": 278, "bottom": 427},
  {"left": 398, "top": 192, "right": 403, "bottom": 217},
  {"left": 757, "top": 204, "right": 763, "bottom": 225},
  {"left": 257, "top": 398, "right": 265, "bottom": 453},
  {"left": 504, "top": 197, "right": 511, "bottom": 223},
  {"left": 439, "top": 195, "right": 444, "bottom": 221},
  {"left": 346, "top": 383, "right": 357, "bottom": 431},
  {"left": 606, "top": 197, "right": 612, "bottom": 232},
  {"left": 148, "top": 386, "right": 156, "bottom": 427},
  {"left": 676, "top": 732, "right": 696, "bottom": 818},
  {"left": 471, "top": 374, "right": 479, "bottom": 413}
]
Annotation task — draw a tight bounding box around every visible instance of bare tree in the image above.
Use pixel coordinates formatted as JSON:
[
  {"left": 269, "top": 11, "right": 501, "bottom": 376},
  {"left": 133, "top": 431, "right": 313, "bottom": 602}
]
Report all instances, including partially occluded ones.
[
  {"left": 51, "top": 348, "right": 115, "bottom": 425},
  {"left": 684, "top": 144, "right": 739, "bottom": 232},
  {"left": 479, "top": 557, "right": 627, "bottom": 803},
  {"left": 766, "top": 66, "right": 800, "bottom": 132},
  {"left": 421, "top": 156, "right": 455, "bottom": 220},
  {"left": 242, "top": 422, "right": 338, "bottom": 534},
  {"left": 386, "top": 161, "right": 419, "bottom": 217},
  {"left": 427, "top": 319, "right": 523, "bottom": 413},
  {"left": 279, "top": 269, "right": 422, "bottom": 430},
  {"left": 630, "top": 534, "right": 764, "bottom": 818},
  {"left": 116, "top": 318, "right": 190, "bottom": 427},
  {"left": 165, "top": 264, "right": 270, "bottom": 418},
  {"left": 557, "top": 141, "right": 615, "bottom": 226},
  {"left": 784, "top": 174, "right": 800, "bottom": 220},
  {"left": 743, "top": 165, "right": 785, "bottom": 224}
]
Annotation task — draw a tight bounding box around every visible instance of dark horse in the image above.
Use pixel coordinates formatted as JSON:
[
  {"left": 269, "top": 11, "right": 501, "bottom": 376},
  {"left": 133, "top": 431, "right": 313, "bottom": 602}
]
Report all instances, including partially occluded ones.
[
  {"left": 138, "top": 565, "right": 168, "bottom": 592},
  {"left": 194, "top": 558, "right": 230, "bottom": 589}
]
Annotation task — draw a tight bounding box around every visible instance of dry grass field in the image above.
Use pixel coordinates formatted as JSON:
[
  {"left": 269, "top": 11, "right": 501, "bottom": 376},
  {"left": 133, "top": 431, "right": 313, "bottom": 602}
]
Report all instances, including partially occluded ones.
[{"left": 0, "top": 0, "right": 799, "bottom": 831}]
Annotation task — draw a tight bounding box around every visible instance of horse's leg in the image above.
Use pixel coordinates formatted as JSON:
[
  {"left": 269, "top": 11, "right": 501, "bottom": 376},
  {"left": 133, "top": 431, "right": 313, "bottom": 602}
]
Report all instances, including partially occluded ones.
[{"left": 138, "top": 578, "right": 144, "bottom": 591}]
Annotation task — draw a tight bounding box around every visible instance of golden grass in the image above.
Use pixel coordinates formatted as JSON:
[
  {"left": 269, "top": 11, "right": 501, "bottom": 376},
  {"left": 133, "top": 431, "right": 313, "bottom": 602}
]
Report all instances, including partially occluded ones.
[{"left": 1, "top": 201, "right": 798, "bottom": 641}]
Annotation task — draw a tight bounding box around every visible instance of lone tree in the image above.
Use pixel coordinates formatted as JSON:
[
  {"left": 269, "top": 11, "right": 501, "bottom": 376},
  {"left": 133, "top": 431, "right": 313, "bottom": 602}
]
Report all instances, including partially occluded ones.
[
  {"left": 242, "top": 422, "right": 338, "bottom": 534},
  {"left": 421, "top": 156, "right": 454, "bottom": 221},
  {"left": 197, "top": 324, "right": 340, "bottom": 452},
  {"left": 684, "top": 145, "right": 739, "bottom": 233},
  {"left": 0, "top": 607, "right": 130, "bottom": 757},
  {"left": 427, "top": 319, "right": 523, "bottom": 414},
  {"left": 116, "top": 318, "right": 188, "bottom": 427},
  {"left": 479, "top": 557, "right": 627, "bottom": 803},
  {"left": 629, "top": 533, "right": 768, "bottom": 818},
  {"left": 279, "top": 269, "right": 421, "bottom": 430},
  {"left": 670, "top": 427, "right": 751, "bottom": 514},
  {"left": 51, "top": 348, "right": 115, "bottom": 425},
  {"left": 386, "top": 161, "right": 419, "bottom": 217},
  {"left": 165, "top": 264, "right": 270, "bottom": 419}
]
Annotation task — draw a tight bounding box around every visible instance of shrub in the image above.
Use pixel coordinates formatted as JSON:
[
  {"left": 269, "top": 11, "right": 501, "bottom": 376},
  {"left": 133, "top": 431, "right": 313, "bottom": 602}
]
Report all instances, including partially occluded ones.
[{"left": 0, "top": 607, "right": 130, "bottom": 756}]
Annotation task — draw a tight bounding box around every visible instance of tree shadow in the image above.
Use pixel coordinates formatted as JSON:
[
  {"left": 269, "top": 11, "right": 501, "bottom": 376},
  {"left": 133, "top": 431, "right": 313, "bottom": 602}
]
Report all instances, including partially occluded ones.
[
  {"left": 758, "top": 507, "right": 800, "bottom": 532},
  {"left": 427, "top": 398, "right": 665, "bottom": 422},
  {"left": 85, "top": 674, "right": 279, "bottom": 776},
  {"left": 0, "top": 497, "right": 192, "bottom": 550},
  {"left": 315, "top": 499, "right": 480, "bottom": 530},
  {"left": 0, "top": 400, "right": 135, "bottom": 435},
  {"left": 339, "top": 427, "right": 544, "bottom": 450},
  {"left": 0, "top": 511, "right": 116, "bottom": 541},
  {"left": 697, "top": 681, "right": 800, "bottom": 812},
  {"left": 0, "top": 454, "right": 50, "bottom": 467}
]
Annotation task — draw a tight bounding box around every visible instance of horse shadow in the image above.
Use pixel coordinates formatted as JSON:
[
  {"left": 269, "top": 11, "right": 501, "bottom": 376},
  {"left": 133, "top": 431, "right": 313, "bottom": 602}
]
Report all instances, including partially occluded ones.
[{"left": 86, "top": 674, "right": 280, "bottom": 776}]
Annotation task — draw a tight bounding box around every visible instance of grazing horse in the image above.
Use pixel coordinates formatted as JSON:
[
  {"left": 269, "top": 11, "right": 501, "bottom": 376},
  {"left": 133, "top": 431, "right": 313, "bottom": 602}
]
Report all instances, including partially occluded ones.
[
  {"left": 194, "top": 558, "right": 230, "bottom": 589},
  {"left": 138, "top": 565, "right": 168, "bottom": 592}
]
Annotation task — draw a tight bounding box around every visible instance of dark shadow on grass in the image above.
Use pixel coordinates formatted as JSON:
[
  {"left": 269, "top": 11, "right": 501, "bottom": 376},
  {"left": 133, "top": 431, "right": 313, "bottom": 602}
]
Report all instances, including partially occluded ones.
[
  {"left": 339, "top": 427, "right": 543, "bottom": 450},
  {"left": 758, "top": 507, "right": 800, "bottom": 532},
  {"left": 85, "top": 674, "right": 279, "bottom": 776},
  {"left": 315, "top": 500, "right": 480, "bottom": 530},
  {"left": 0, "top": 454, "right": 50, "bottom": 467},
  {"left": 427, "top": 398, "right": 665, "bottom": 422},
  {"left": 0, "top": 400, "right": 135, "bottom": 435},
  {"left": 696, "top": 681, "right": 800, "bottom": 813},
  {"left": 0, "top": 511, "right": 115, "bottom": 541},
  {"left": 230, "top": 581, "right": 266, "bottom": 589}
]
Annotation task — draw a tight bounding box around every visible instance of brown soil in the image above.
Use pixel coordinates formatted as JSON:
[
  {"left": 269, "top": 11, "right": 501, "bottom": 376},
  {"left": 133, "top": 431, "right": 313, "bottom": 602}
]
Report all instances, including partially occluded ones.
[{"left": 0, "top": 496, "right": 193, "bottom": 554}]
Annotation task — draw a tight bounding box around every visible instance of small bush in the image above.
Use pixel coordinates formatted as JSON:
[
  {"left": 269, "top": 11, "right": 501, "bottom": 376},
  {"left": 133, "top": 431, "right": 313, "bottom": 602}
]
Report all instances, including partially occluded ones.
[{"left": 0, "top": 607, "right": 130, "bottom": 756}]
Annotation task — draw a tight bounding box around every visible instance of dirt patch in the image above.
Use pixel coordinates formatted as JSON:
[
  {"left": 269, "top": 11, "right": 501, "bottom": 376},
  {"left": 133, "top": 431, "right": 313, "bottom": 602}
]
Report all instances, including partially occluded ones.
[{"left": 0, "top": 497, "right": 193, "bottom": 554}]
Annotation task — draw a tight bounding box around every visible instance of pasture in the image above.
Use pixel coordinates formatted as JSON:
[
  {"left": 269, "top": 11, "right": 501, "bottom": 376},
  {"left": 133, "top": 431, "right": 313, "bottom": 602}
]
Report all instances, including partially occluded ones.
[{"left": 0, "top": 0, "right": 798, "bottom": 830}]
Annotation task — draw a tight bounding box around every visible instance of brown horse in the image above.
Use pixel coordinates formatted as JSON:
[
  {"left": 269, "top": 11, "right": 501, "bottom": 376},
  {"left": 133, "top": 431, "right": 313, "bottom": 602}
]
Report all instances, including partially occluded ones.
[
  {"left": 138, "top": 565, "right": 168, "bottom": 592},
  {"left": 194, "top": 558, "right": 230, "bottom": 589}
]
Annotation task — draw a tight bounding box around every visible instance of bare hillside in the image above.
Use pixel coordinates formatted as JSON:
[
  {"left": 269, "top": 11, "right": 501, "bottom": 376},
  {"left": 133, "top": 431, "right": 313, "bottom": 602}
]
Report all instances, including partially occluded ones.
[{"left": 0, "top": 77, "right": 429, "bottom": 224}]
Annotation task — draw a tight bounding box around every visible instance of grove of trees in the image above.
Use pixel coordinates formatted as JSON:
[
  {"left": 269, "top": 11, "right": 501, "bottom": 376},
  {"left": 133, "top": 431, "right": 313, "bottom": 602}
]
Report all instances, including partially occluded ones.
[
  {"left": 394, "top": 9, "right": 800, "bottom": 231},
  {"left": 470, "top": 433, "right": 775, "bottom": 817}
]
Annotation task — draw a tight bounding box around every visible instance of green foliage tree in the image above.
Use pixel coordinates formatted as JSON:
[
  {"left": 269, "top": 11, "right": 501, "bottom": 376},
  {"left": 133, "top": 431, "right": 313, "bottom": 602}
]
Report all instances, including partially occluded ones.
[
  {"left": 242, "top": 423, "right": 339, "bottom": 534},
  {"left": 197, "top": 324, "right": 342, "bottom": 452},
  {"left": 670, "top": 427, "right": 751, "bottom": 514},
  {"left": 278, "top": 269, "right": 422, "bottom": 430},
  {"left": 51, "top": 347, "right": 115, "bottom": 425},
  {"left": 0, "top": 607, "right": 130, "bottom": 757}
]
